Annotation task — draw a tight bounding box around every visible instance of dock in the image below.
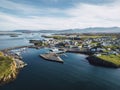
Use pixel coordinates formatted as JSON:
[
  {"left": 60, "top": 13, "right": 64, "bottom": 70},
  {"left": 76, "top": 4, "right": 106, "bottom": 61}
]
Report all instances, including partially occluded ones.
[{"left": 40, "top": 53, "right": 64, "bottom": 63}]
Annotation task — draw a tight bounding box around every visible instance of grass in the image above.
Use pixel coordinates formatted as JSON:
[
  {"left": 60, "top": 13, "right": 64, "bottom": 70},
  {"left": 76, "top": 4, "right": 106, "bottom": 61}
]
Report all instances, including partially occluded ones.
[
  {"left": 44, "top": 35, "right": 66, "bottom": 40},
  {"left": 81, "top": 35, "right": 102, "bottom": 39},
  {"left": 0, "top": 52, "right": 3, "bottom": 56},
  {"left": 90, "top": 42, "right": 98, "bottom": 46},
  {"left": 0, "top": 52, "right": 14, "bottom": 79},
  {"left": 51, "top": 35, "right": 66, "bottom": 40},
  {"left": 98, "top": 54, "right": 120, "bottom": 66}
]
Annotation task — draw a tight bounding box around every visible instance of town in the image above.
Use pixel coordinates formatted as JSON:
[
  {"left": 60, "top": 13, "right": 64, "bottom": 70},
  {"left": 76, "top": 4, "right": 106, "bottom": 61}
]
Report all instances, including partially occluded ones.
[{"left": 30, "top": 33, "right": 120, "bottom": 67}]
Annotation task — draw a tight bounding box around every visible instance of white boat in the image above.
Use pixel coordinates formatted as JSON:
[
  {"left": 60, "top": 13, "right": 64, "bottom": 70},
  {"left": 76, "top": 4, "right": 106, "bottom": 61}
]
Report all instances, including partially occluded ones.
[
  {"left": 50, "top": 48, "right": 59, "bottom": 52},
  {"left": 50, "top": 48, "right": 65, "bottom": 54}
]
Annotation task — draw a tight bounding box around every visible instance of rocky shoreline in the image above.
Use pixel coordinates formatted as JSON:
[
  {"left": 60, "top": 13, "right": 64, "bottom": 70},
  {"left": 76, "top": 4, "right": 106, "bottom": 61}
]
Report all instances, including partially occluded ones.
[
  {"left": 0, "top": 51, "right": 27, "bottom": 85},
  {"left": 0, "top": 60, "right": 18, "bottom": 85},
  {"left": 86, "top": 56, "right": 119, "bottom": 68}
]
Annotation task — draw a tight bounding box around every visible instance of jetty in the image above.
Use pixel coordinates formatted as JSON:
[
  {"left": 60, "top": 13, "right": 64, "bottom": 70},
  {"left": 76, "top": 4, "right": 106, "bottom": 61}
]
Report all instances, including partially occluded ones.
[{"left": 40, "top": 53, "right": 64, "bottom": 63}]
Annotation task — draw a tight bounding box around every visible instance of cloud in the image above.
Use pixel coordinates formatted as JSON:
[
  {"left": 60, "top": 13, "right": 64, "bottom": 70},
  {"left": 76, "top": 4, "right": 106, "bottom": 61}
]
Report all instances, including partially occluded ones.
[
  {"left": 65, "top": 1, "right": 120, "bottom": 27},
  {"left": 0, "top": 0, "right": 68, "bottom": 17},
  {"left": 0, "top": 0, "right": 37, "bottom": 12},
  {"left": 0, "top": 0, "right": 120, "bottom": 30}
]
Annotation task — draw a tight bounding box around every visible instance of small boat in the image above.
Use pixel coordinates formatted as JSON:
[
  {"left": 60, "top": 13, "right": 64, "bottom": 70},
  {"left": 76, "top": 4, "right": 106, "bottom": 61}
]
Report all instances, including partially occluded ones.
[{"left": 50, "top": 48, "right": 65, "bottom": 54}]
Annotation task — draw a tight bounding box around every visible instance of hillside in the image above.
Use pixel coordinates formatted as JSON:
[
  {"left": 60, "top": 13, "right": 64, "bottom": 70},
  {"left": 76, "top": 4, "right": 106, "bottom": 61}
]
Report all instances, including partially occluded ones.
[
  {"left": 59, "top": 27, "right": 120, "bottom": 33},
  {"left": 0, "top": 52, "right": 17, "bottom": 85}
]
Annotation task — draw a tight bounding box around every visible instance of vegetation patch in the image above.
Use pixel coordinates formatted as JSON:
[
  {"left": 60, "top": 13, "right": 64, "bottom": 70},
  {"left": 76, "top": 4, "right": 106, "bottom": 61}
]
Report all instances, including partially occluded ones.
[
  {"left": 0, "top": 52, "right": 17, "bottom": 84},
  {"left": 97, "top": 54, "right": 120, "bottom": 66}
]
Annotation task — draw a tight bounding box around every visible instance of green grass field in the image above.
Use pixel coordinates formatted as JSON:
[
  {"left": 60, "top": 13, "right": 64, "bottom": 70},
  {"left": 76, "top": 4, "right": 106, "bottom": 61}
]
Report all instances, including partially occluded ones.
[
  {"left": 98, "top": 54, "right": 120, "bottom": 66},
  {"left": 0, "top": 52, "right": 14, "bottom": 79}
]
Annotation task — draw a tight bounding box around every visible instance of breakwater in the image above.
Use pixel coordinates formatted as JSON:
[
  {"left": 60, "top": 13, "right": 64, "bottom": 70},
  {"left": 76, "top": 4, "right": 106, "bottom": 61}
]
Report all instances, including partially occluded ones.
[{"left": 40, "top": 53, "right": 64, "bottom": 63}]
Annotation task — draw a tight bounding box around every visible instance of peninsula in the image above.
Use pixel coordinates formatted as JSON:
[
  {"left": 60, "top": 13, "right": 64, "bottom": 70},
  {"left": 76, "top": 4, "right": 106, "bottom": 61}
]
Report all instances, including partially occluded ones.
[{"left": 0, "top": 50, "right": 26, "bottom": 85}]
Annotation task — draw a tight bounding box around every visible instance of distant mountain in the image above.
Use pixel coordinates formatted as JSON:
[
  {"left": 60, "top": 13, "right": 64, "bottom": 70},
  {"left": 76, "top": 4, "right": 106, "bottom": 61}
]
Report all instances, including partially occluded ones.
[
  {"left": 13, "top": 27, "right": 120, "bottom": 33},
  {"left": 59, "top": 27, "right": 120, "bottom": 33}
]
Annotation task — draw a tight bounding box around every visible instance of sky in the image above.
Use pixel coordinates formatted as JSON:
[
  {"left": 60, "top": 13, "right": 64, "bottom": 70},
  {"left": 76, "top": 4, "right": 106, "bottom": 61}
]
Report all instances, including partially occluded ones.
[{"left": 0, "top": 0, "right": 120, "bottom": 31}]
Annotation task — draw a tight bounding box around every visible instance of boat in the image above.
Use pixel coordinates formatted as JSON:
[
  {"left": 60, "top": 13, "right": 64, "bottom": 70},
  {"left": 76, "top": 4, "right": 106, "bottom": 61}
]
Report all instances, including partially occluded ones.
[{"left": 50, "top": 47, "right": 65, "bottom": 54}]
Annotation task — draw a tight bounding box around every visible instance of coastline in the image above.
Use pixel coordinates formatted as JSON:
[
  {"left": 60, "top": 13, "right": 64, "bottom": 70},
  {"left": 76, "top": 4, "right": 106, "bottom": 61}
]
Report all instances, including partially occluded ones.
[
  {"left": 5, "top": 45, "right": 119, "bottom": 68},
  {"left": 0, "top": 43, "right": 119, "bottom": 86},
  {"left": 0, "top": 49, "right": 27, "bottom": 85},
  {"left": 0, "top": 44, "right": 119, "bottom": 86},
  {"left": 0, "top": 60, "right": 18, "bottom": 85},
  {"left": 65, "top": 49, "right": 120, "bottom": 68}
]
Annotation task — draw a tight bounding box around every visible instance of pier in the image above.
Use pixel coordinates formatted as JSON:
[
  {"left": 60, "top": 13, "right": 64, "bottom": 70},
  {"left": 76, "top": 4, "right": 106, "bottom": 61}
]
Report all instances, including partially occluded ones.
[{"left": 40, "top": 53, "right": 64, "bottom": 63}]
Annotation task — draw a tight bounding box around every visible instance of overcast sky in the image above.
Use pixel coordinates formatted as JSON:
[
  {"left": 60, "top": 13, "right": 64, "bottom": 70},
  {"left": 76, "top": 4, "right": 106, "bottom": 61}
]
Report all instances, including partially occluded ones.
[{"left": 0, "top": 0, "right": 120, "bottom": 31}]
